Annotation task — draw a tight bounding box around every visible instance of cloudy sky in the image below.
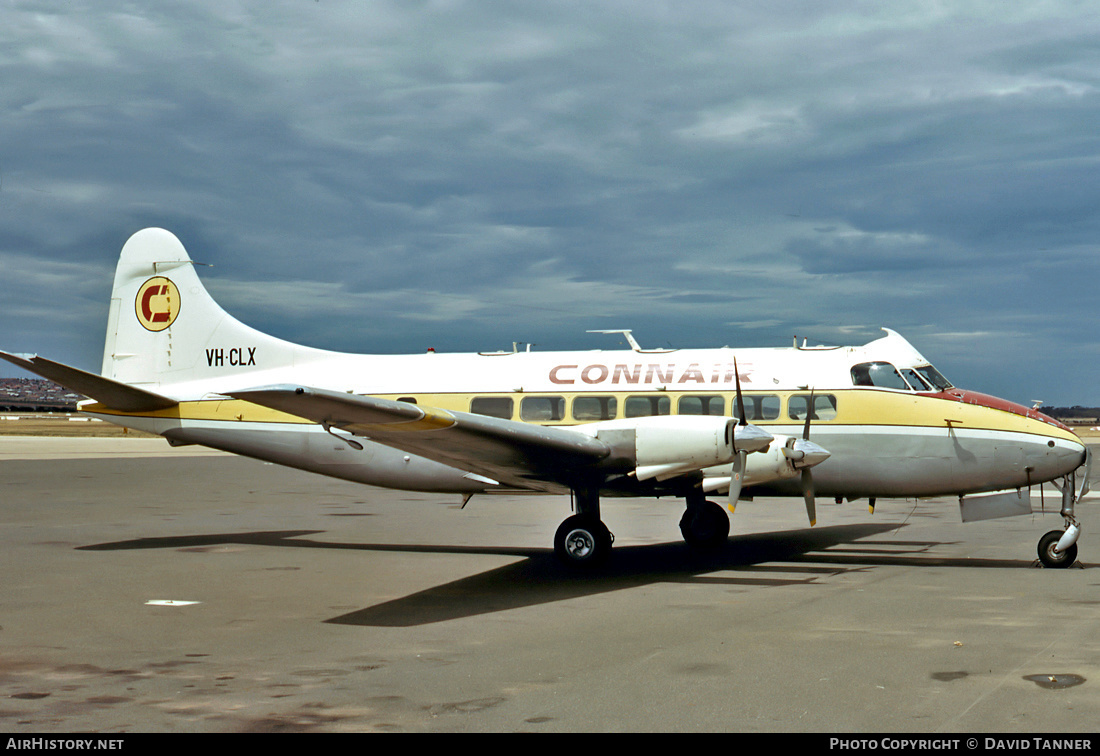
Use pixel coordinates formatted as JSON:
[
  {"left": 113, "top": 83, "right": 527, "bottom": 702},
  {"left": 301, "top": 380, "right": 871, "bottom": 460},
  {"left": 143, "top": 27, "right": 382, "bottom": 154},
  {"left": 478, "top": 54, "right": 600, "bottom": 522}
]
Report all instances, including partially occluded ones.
[{"left": 2, "top": 1, "right": 1098, "bottom": 405}]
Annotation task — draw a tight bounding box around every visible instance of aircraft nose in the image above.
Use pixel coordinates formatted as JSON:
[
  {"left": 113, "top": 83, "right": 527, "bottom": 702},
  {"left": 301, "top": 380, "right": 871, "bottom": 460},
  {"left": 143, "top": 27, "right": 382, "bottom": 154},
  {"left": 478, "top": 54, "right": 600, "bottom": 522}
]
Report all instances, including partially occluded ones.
[
  {"left": 1071, "top": 436, "right": 1088, "bottom": 473},
  {"left": 1037, "top": 433, "right": 1088, "bottom": 481},
  {"left": 952, "top": 387, "right": 1088, "bottom": 484}
]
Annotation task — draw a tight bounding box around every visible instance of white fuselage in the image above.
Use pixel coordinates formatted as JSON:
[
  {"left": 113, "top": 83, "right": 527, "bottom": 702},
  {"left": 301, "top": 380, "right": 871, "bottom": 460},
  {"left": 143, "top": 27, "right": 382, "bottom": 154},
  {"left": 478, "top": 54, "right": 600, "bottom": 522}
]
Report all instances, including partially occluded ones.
[{"left": 87, "top": 330, "right": 1085, "bottom": 500}]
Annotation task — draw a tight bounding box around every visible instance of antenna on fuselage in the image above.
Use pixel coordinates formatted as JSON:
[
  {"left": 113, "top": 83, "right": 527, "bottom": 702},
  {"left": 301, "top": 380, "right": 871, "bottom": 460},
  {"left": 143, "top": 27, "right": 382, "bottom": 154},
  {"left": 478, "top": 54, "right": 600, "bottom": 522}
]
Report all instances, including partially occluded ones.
[{"left": 587, "top": 329, "right": 676, "bottom": 353}]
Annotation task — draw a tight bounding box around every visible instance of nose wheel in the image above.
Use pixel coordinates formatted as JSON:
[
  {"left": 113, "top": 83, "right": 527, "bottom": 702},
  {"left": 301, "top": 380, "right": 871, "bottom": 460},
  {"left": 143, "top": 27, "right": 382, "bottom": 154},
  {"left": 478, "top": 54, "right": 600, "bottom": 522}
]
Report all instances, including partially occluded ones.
[{"left": 1037, "top": 528, "right": 1079, "bottom": 569}]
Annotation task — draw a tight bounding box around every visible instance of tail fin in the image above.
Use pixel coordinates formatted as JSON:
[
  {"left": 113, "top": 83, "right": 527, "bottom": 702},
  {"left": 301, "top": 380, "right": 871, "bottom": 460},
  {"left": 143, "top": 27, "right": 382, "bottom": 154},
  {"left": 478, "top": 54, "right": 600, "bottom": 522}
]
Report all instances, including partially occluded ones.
[{"left": 102, "top": 228, "right": 307, "bottom": 388}]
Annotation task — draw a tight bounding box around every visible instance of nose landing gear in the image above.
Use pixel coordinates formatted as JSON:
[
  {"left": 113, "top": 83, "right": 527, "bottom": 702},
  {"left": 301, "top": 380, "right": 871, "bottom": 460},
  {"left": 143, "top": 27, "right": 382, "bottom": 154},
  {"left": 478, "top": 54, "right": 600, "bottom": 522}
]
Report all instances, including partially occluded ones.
[
  {"left": 1038, "top": 527, "right": 1079, "bottom": 568},
  {"left": 1039, "top": 450, "right": 1089, "bottom": 569}
]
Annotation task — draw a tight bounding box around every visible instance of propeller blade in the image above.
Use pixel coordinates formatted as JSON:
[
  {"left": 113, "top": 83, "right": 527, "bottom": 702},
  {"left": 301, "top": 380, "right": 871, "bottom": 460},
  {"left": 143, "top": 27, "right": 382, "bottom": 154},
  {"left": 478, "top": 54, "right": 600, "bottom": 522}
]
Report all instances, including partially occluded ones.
[
  {"left": 727, "top": 358, "right": 774, "bottom": 512},
  {"left": 803, "top": 388, "right": 814, "bottom": 440},
  {"left": 734, "top": 357, "right": 747, "bottom": 426},
  {"left": 801, "top": 468, "right": 817, "bottom": 526},
  {"left": 801, "top": 389, "right": 817, "bottom": 526},
  {"left": 728, "top": 449, "right": 746, "bottom": 512},
  {"left": 868, "top": 497, "right": 876, "bottom": 515}
]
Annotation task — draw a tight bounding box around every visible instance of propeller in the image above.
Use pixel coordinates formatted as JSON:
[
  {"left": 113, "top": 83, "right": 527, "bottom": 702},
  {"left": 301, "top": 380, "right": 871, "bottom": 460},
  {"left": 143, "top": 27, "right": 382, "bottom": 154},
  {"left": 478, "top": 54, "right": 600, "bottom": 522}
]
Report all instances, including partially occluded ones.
[
  {"left": 801, "top": 390, "right": 817, "bottom": 526},
  {"left": 728, "top": 358, "right": 750, "bottom": 512},
  {"left": 781, "top": 390, "right": 830, "bottom": 526},
  {"left": 724, "top": 358, "right": 775, "bottom": 512}
]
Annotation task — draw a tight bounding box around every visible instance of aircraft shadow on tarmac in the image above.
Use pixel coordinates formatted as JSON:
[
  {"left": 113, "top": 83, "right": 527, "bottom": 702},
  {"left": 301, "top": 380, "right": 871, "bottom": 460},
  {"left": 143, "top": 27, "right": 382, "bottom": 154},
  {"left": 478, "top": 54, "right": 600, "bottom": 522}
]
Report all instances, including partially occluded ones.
[{"left": 79, "top": 523, "right": 1045, "bottom": 627}]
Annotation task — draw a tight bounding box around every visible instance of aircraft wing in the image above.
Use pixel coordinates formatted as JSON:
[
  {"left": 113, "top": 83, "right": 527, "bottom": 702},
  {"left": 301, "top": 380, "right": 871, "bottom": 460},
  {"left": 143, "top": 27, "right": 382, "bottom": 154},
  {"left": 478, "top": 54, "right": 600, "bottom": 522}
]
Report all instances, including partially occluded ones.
[
  {"left": 228, "top": 384, "right": 615, "bottom": 491},
  {"left": 0, "top": 350, "right": 178, "bottom": 413}
]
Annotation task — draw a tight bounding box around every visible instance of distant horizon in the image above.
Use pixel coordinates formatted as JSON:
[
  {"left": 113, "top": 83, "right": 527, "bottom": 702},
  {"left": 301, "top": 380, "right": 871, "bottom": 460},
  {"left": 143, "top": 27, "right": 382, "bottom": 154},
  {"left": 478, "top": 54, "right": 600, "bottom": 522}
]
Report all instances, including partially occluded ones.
[{"left": 2, "top": 375, "right": 1097, "bottom": 417}]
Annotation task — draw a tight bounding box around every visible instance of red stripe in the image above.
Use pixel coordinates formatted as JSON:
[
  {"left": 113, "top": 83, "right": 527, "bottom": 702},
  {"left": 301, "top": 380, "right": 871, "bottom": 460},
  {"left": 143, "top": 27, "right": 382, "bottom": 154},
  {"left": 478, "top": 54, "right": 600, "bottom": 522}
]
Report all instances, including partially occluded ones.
[{"left": 929, "top": 389, "right": 1071, "bottom": 431}]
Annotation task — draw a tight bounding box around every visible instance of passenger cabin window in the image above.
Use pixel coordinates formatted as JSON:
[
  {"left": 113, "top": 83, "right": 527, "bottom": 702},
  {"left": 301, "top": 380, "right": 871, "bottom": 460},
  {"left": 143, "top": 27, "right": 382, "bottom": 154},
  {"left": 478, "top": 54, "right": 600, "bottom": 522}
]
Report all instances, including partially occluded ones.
[
  {"left": 625, "top": 395, "right": 670, "bottom": 418},
  {"left": 470, "top": 396, "right": 513, "bottom": 419},
  {"left": 397, "top": 397, "right": 417, "bottom": 404},
  {"left": 789, "top": 393, "right": 838, "bottom": 421},
  {"left": 520, "top": 396, "right": 565, "bottom": 422},
  {"left": 572, "top": 396, "right": 617, "bottom": 421},
  {"left": 731, "top": 394, "right": 781, "bottom": 422},
  {"left": 678, "top": 395, "right": 724, "bottom": 416},
  {"left": 850, "top": 361, "right": 910, "bottom": 390}
]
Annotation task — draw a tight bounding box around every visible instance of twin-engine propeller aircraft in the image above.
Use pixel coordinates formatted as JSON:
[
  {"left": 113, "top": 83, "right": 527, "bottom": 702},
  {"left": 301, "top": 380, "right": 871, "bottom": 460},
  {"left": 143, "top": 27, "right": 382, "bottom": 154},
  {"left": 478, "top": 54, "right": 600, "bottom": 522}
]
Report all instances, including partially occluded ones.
[{"left": 2, "top": 228, "right": 1090, "bottom": 568}]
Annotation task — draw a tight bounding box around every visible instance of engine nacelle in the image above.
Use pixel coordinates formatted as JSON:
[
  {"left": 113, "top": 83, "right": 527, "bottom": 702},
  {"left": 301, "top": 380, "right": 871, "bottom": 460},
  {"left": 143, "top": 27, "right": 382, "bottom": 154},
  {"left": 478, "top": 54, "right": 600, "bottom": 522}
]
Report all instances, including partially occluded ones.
[
  {"left": 575, "top": 415, "right": 769, "bottom": 482},
  {"left": 742, "top": 434, "right": 800, "bottom": 486},
  {"left": 702, "top": 433, "right": 831, "bottom": 493}
]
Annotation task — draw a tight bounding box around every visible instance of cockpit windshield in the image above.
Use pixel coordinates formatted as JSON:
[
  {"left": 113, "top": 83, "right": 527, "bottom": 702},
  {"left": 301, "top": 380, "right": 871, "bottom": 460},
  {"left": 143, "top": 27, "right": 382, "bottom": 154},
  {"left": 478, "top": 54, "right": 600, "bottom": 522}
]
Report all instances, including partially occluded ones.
[{"left": 851, "top": 361, "right": 953, "bottom": 391}]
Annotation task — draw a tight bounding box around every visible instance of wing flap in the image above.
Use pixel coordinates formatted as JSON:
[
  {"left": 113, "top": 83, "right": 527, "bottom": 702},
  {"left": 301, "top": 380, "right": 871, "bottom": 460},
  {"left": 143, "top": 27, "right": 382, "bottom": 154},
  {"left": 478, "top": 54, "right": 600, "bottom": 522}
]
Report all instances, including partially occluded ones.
[
  {"left": 0, "top": 350, "right": 177, "bottom": 413},
  {"left": 228, "top": 384, "right": 612, "bottom": 490}
]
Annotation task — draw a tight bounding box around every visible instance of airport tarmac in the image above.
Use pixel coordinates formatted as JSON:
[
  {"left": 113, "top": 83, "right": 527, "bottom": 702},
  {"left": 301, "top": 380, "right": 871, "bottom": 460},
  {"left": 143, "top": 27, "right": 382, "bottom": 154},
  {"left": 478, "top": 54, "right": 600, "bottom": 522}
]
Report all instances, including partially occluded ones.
[{"left": 1, "top": 437, "right": 1097, "bottom": 733}]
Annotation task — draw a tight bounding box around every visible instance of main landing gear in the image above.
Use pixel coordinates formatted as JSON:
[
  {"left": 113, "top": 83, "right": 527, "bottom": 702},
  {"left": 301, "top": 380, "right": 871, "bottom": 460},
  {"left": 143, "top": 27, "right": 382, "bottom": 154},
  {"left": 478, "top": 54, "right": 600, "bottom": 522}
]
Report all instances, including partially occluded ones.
[
  {"left": 679, "top": 493, "right": 730, "bottom": 549},
  {"left": 554, "top": 487, "right": 730, "bottom": 568},
  {"left": 554, "top": 514, "right": 613, "bottom": 567},
  {"left": 554, "top": 486, "right": 613, "bottom": 568}
]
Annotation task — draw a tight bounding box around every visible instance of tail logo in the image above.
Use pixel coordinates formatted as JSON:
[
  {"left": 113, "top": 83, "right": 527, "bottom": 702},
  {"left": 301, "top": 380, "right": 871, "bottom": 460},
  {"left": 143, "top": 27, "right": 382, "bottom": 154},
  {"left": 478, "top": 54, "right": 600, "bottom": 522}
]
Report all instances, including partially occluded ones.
[{"left": 136, "top": 277, "right": 181, "bottom": 332}]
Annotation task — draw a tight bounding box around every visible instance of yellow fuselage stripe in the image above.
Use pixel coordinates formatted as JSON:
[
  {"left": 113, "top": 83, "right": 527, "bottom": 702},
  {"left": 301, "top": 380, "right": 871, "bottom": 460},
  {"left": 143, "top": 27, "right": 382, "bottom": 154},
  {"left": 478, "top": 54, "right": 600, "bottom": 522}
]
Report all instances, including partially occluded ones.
[{"left": 83, "top": 388, "right": 1079, "bottom": 443}]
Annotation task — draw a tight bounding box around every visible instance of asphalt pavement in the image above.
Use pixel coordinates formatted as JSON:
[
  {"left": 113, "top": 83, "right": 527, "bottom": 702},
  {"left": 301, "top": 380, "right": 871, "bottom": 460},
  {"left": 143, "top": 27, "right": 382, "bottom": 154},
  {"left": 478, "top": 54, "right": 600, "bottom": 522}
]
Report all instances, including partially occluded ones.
[{"left": 1, "top": 438, "right": 1097, "bottom": 733}]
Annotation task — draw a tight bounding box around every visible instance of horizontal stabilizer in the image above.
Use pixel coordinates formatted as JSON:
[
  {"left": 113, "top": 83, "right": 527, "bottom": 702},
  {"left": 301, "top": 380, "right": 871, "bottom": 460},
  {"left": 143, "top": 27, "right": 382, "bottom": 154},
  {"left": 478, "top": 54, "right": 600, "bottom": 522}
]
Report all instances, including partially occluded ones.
[{"left": 0, "top": 350, "right": 177, "bottom": 413}]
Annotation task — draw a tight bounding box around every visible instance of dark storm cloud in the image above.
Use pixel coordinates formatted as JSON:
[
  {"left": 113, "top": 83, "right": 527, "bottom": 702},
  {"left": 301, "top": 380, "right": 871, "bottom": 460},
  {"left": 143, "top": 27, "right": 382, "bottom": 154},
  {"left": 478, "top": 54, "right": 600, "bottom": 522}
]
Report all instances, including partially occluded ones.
[{"left": 1, "top": 1, "right": 1098, "bottom": 403}]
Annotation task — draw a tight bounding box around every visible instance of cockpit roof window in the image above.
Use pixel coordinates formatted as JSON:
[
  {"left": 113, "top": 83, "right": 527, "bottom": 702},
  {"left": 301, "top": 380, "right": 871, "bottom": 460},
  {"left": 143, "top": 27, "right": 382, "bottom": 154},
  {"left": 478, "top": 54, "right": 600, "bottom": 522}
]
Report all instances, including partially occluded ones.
[{"left": 851, "top": 361, "right": 910, "bottom": 390}]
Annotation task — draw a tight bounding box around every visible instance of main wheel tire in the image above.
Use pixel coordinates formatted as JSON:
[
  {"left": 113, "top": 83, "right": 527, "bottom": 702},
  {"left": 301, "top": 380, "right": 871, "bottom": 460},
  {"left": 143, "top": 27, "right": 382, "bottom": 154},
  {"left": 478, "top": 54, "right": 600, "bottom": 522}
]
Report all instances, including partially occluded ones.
[
  {"left": 554, "top": 515, "right": 612, "bottom": 567},
  {"left": 1037, "top": 529, "right": 1077, "bottom": 568},
  {"left": 679, "top": 500, "right": 730, "bottom": 549}
]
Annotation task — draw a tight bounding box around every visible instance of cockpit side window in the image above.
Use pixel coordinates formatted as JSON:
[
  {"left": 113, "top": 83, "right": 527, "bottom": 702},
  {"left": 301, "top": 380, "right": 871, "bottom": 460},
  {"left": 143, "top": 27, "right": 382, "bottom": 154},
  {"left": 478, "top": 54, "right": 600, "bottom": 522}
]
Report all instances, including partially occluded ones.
[
  {"left": 850, "top": 361, "right": 910, "bottom": 390},
  {"left": 900, "top": 368, "right": 931, "bottom": 391},
  {"left": 915, "top": 365, "right": 953, "bottom": 391}
]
